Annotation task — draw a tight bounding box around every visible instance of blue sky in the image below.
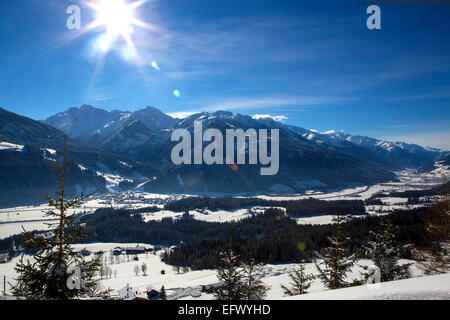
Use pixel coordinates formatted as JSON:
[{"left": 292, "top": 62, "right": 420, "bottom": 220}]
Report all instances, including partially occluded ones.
[{"left": 0, "top": 0, "right": 449, "bottom": 149}]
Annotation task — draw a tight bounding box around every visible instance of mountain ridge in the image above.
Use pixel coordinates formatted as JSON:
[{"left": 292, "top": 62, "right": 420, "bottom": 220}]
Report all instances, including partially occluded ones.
[{"left": 1, "top": 105, "right": 445, "bottom": 205}]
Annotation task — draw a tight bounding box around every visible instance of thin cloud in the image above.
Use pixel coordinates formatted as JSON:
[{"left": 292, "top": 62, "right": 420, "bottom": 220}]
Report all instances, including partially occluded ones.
[
  {"left": 202, "top": 96, "right": 351, "bottom": 112},
  {"left": 252, "top": 114, "right": 288, "bottom": 122},
  {"left": 167, "top": 111, "right": 197, "bottom": 119},
  {"left": 379, "top": 130, "right": 450, "bottom": 151}
]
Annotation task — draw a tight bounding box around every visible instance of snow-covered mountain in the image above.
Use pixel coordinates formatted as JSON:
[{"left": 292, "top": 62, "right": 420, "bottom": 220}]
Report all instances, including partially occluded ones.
[
  {"left": 44, "top": 105, "right": 177, "bottom": 147},
  {"left": 0, "top": 107, "right": 157, "bottom": 206},
  {"left": 44, "top": 105, "right": 442, "bottom": 171},
  {"left": 5, "top": 104, "right": 445, "bottom": 201},
  {"left": 96, "top": 119, "right": 169, "bottom": 161},
  {"left": 43, "top": 104, "right": 132, "bottom": 138},
  {"left": 140, "top": 111, "right": 395, "bottom": 193},
  {"left": 281, "top": 126, "right": 442, "bottom": 170}
]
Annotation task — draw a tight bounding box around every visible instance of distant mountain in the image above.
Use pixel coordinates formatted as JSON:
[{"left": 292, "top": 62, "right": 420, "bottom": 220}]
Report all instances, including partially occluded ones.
[
  {"left": 141, "top": 111, "right": 395, "bottom": 193},
  {"left": 418, "top": 154, "right": 450, "bottom": 174},
  {"left": 0, "top": 107, "right": 157, "bottom": 206},
  {"left": 19, "top": 104, "right": 445, "bottom": 197},
  {"left": 96, "top": 119, "right": 169, "bottom": 161},
  {"left": 45, "top": 105, "right": 442, "bottom": 171},
  {"left": 280, "top": 127, "right": 442, "bottom": 170},
  {"left": 44, "top": 105, "right": 177, "bottom": 147},
  {"left": 43, "top": 104, "right": 131, "bottom": 138}
]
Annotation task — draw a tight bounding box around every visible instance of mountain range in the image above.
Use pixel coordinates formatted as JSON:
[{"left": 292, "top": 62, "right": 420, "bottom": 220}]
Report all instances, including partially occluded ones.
[{"left": 0, "top": 105, "right": 446, "bottom": 205}]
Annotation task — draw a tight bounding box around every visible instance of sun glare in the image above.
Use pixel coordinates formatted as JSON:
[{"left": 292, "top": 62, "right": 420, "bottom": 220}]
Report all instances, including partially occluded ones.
[
  {"left": 97, "top": 0, "right": 133, "bottom": 36},
  {"left": 85, "top": 0, "right": 153, "bottom": 53}
]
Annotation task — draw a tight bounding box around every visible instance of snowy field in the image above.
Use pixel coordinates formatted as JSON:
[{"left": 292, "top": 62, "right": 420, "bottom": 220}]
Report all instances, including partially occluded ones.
[
  {"left": 289, "top": 273, "right": 450, "bottom": 300},
  {"left": 1, "top": 168, "right": 448, "bottom": 239},
  {"left": 256, "top": 168, "right": 448, "bottom": 202},
  {"left": 141, "top": 207, "right": 286, "bottom": 224},
  {"left": 1, "top": 241, "right": 445, "bottom": 300},
  {"left": 292, "top": 214, "right": 368, "bottom": 225}
]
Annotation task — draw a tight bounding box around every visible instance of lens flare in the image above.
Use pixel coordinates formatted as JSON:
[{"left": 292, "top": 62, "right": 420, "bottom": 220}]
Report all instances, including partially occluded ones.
[
  {"left": 151, "top": 61, "right": 160, "bottom": 71},
  {"left": 173, "top": 89, "right": 181, "bottom": 98},
  {"left": 297, "top": 242, "right": 306, "bottom": 252}
]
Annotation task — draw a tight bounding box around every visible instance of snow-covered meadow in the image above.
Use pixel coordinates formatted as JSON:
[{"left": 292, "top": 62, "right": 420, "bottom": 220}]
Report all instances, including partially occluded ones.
[
  {"left": 0, "top": 167, "right": 448, "bottom": 300},
  {"left": 1, "top": 168, "right": 447, "bottom": 239},
  {"left": 1, "top": 241, "right": 445, "bottom": 300}
]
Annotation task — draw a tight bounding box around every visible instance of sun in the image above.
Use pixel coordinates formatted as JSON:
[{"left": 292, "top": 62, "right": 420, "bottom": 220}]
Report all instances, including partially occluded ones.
[
  {"left": 85, "top": 0, "right": 152, "bottom": 52},
  {"left": 96, "top": 0, "right": 134, "bottom": 36}
]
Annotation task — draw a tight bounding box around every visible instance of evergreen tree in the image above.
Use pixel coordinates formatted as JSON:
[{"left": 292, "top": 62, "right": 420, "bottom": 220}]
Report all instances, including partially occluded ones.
[
  {"left": 11, "top": 136, "right": 110, "bottom": 299},
  {"left": 413, "top": 196, "right": 449, "bottom": 275},
  {"left": 281, "top": 260, "right": 315, "bottom": 296},
  {"left": 158, "top": 285, "right": 167, "bottom": 300},
  {"left": 315, "top": 215, "right": 355, "bottom": 290},
  {"left": 361, "top": 215, "right": 411, "bottom": 282},
  {"left": 242, "top": 247, "right": 270, "bottom": 300},
  {"left": 213, "top": 233, "right": 245, "bottom": 300}
]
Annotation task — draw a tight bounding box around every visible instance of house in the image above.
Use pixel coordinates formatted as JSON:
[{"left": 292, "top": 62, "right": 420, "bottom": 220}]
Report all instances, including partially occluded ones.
[
  {"left": 201, "top": 283, "right": 223, "bottom": 293},
  {"left": 112, "top": 249, "right": 123, "bottom": 256},
  {"left": 153, "top": 245, "right": 162, "bottom": 251},
  {"left": 147, "top": 289, "right": 159, "bottom": 299},
  {"left": 0, "top": 253, "right": 9, "bottom": 263},
  {"left": 116, "top": 284, "right": 137, "bottom": 300},
  {"left": 146, "top": 285, "right": 159, "bottom": 299},
  {"left": 125, "top": 247, "right": 146, "bottom": 255},
  {"left": 80, "top": 249, "right": 91, "bottom": 256}
]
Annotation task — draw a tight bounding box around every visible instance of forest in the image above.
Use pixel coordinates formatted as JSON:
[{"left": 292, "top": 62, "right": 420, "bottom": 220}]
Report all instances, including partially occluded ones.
[
  {"left": 0, "top": 203, "right": 431, "bottom": 270},
  {"left": 164, "top": 196, "right": 366, "bottom": 217}
]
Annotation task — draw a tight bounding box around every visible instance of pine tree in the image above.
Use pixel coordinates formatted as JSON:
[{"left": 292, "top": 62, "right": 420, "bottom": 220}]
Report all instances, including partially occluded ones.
[
  {"left": 413, "top": 195, "right": 449, "bottom": 275},
  {"left": 315, "top": 215, "right": 355, "bottom": 290},
  {"left": 158, "top": 285, "right": 167, "bottom": 300},
  {"left": 361, "top": 215, "right": 411, "bottom": 283},
  {"left": 11, "top": 136, "right": 110, "bottom": 299},
  {"left": 242, "top": 247, "right": 270, "bottom": 300},
  {"left": 213, "top": 233, "right": 245, "bottom": 300},
  {"left": 281, "top": 260, "right": 315, "bottom": 296}
]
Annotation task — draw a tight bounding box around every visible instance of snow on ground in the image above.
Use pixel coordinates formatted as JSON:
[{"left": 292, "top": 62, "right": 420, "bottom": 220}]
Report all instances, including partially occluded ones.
[
  {"left": 1, "top": 168, "right": 447, "bottom": 240},
  {"left": 0, "top": 169, "right": 447, "bottom": 299},
  {"left": 0, "top": 201, "right": 284, "bottom": 240},
  {"left": 0, "top": 193, "right": 185, "bottom": 240},
  {"left": 95, "top": 172, "right": 134, "bottom": 192},
  {"left": 0, "top": 200, "right": 107, "bottom": 239},
  {"left": 141, "top": 207, "right": 286, "bottom": 223},
  {"left": 365, "top": 204, "right": 425, "bottom": 216},
  {"left": 0, "top": 221, "right": 56, "bottom": 239},
  {"left": 256, "top": 169, "right": 448, "bottom": 202},
  {"left": 289, "top": 273, "right": 450, "bottom": 300},
  {"left": 1, "top": 242, "right": 431, "bottom": 300},
  {"left": 0, "top": 141, "right": 24, "bottom": 152},
  {"left": 293, "top": 214, "right": 367, "bottom": 225}
]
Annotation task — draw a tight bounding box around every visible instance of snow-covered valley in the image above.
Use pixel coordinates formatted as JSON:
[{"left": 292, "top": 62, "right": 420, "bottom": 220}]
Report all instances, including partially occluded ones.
[
  {"left": 0, "top": 167, "right": 448, "bottom": 300},
  {"left": 1, "top": 167, "right": 447, "bottom": 239}
]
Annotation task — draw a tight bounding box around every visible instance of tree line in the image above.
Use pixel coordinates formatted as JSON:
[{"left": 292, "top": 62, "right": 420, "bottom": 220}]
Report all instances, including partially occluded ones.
[{"left": 164, "top": 196, "right": 366, "bottom": 217}]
